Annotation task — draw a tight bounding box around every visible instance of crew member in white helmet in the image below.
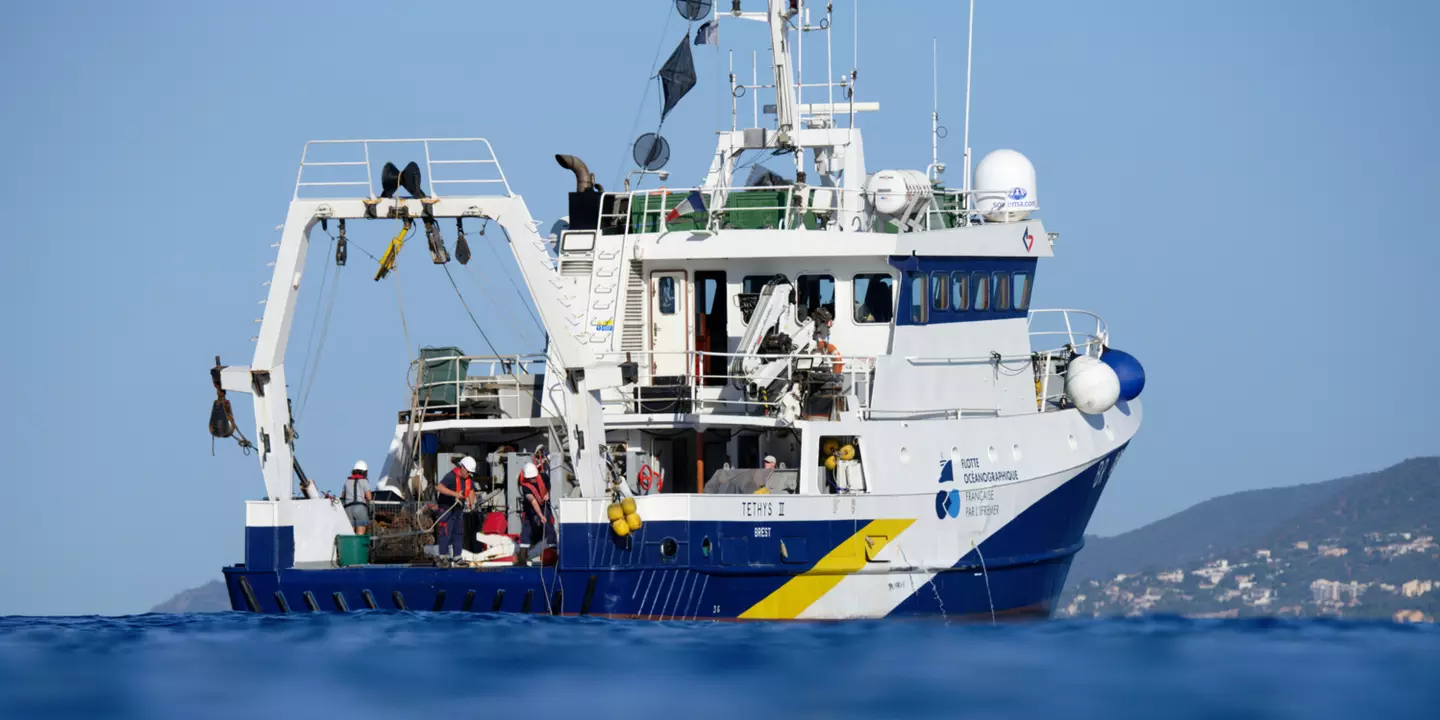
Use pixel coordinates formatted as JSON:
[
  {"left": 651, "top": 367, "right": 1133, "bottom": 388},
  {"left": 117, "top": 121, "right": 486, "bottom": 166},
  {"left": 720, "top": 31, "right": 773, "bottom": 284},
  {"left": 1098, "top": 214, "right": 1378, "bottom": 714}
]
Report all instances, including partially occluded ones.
[
  {"left": 518, "top": 462, "right": 550, "bottom": 550},
  {"left": 341, "top": 461, "right": 373, "bottom": 534},
  {"left": 434, "top": 456, "right": 476, "bottom": 564}
]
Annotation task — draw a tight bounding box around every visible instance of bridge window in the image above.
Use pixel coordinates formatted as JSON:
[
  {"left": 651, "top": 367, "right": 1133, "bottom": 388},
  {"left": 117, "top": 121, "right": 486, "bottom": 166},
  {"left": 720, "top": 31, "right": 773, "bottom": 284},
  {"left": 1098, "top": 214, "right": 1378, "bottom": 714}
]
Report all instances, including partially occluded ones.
[
  {"left": 971, "top": 272, "right": 990, "bottom": 311},
  {"left": 908, "top": 272, "right": 927, "bottom": 324},
  {"left": 744, "top": 275, "right": 782, "bottom": 294},
  {"left": 853, "top": 274, "right": 894, "bottom": 324},
  {"left": 931, "top": 272, "right": 949, "bottom": 311},
  {"left": 658, "top": 276, "right": 676, "bottom": 315},
  {"left": 992, "top": 272, "right": 1012, "bottom": 311},
  {"left": 1013, "top": 272, "right": 1033, "bottom": 311},
  {"left": 951, "top": 272, "right": 970, "bottom": 311},
  {"left": 796, "top": 274, "right": 835, "bottom": 323}
]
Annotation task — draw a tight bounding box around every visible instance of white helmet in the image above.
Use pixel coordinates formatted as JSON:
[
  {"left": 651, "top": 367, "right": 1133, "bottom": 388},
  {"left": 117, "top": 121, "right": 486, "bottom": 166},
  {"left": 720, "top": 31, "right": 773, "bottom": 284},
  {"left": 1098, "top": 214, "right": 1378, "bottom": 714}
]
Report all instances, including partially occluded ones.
[
  {"left": 459, "top": 456, "right": 477, "bottom": 473},
  {"left": 352, "top": 460, "right": 368, "bottom": 473},
  {"left": 522, "top": 462, "right": 539, "bottom": 479}
]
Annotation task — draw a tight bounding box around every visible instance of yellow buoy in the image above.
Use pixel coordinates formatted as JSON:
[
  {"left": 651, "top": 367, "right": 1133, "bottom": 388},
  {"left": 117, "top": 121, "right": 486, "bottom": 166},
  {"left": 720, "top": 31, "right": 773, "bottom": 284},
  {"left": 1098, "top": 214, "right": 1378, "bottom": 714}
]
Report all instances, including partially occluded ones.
[
  {"left": 621, "top": 497, "right": 637, "bottom": 515},
  {"left": 821, "top": 438, "right": 840, "bottom": 456},
  {"left": 607, "top": 503, "right": 625, "bottom": 522},
  {"left": 824, "top": 455, "right": 838, "bottom": 471},
  {"left": 753, "top": 487, "right": 771, "bottom": 495},
  {"left": 837, "top": 444, "right": 856, "bottom": 461},
  {"left": 625, "top": 513, "right": 643, "bottom": 531},
  {"left": 612, "top": 518, "right": 631, "bottom": 537}
]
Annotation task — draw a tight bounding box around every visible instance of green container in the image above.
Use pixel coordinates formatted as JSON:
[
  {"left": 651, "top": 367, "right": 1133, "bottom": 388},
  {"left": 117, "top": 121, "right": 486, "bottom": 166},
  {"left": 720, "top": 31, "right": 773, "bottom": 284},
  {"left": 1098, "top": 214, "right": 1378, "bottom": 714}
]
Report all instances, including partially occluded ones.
[
  {"left": 336, "top": 535, "right": 370, "bottom": 567},
  {"left": 418, "top": 346, "right": 468, "bottom": 407},
  {"left": 723, "top": 189, "right": 789, "bottom": 230}
]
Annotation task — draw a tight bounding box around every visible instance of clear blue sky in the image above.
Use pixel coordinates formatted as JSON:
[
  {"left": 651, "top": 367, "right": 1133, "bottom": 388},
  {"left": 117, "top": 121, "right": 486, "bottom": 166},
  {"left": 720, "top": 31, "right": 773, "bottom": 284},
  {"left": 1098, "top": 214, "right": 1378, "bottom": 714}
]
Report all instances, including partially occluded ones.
[{"left": 0, "top": 1, "right": 1435, "bottom": 616}]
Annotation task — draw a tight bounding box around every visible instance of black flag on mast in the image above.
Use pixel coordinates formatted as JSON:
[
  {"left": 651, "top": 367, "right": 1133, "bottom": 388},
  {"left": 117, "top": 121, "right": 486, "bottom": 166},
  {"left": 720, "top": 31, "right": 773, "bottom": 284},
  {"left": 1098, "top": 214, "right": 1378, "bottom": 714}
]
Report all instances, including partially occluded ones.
[{"left": 658, "top": 32, "right": 697, "bottom": 120}]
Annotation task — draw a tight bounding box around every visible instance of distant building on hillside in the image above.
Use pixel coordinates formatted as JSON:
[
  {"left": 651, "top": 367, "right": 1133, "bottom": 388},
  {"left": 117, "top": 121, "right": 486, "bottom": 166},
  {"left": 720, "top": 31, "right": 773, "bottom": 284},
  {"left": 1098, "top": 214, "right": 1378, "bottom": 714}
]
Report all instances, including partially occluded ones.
[
  {"left": 1294, "top": 541, "right": 1310, "bottom": 550},
  {"left": 1157, "top": 570, "right": 1184, "bottom": 583},
  {"left": 1192, "top": 560, "right": 1230, "bottom": 585},
  {"left": 1255, "top": 549, "right": 1272, "bottom": 560},
  {"left": 1312, "top": 579, "right": 1366, "bottom": 606},
  {"left": 1401, "top": 580, "right": 1434, "bottom": 598},
  {"left": 1319, "top": 545, "right": 1349, "bottom": 557}
]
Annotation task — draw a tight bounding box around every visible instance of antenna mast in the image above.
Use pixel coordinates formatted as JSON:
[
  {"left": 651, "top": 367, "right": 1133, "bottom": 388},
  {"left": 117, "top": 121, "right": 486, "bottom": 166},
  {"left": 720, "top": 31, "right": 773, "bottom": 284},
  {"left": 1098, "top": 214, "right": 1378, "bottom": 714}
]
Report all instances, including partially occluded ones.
[
  {"left": 931, "top": 37, "right": 939, "bottom": 180},
  {"left": 962, "top": 0, "right": 975, "bottom": 192}
]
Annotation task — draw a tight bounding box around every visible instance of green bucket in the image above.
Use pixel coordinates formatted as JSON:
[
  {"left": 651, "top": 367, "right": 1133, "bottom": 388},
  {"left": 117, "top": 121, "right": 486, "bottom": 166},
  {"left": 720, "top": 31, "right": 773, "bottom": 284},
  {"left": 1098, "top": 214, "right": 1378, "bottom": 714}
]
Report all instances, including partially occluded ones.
[{"left": 336, "top": 535, "right": 370, "bottom": 567}]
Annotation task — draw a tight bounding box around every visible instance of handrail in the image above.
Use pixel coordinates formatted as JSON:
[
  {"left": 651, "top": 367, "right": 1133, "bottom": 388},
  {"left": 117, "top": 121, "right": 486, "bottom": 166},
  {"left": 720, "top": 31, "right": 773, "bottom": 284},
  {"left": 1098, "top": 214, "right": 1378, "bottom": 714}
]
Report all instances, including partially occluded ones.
[
  {"left": 598, "top": 184, "right": 871, "bottom": 235},
  {"left": 294, "top": 138, "right": 512, "bottom": 200},
  {"left": 1027, "top": 309, "right": 1108, "bottom": 356}
]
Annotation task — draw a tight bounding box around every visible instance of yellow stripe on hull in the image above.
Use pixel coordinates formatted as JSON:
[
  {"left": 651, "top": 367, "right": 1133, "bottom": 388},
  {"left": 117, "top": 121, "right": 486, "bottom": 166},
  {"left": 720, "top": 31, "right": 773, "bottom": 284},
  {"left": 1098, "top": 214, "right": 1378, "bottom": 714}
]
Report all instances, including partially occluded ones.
[{"left": 738, "top": 518, "right": 915, "bottom": 620}]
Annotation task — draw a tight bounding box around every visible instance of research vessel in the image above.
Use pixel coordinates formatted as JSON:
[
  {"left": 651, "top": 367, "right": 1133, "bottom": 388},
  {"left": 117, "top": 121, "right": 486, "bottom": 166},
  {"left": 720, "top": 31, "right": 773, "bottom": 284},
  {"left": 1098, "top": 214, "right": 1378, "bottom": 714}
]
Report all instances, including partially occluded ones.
[{"left": 213, "top": 0, "right": 1144, "bottom": 619}]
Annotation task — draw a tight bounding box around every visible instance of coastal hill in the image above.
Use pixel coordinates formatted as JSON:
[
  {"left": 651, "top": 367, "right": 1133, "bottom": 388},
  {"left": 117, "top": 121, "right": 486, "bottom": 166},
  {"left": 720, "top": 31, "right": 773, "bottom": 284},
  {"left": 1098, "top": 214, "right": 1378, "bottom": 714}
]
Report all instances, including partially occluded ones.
[
  {"left": 150, "top": 458, "right": 1439, "bottom": 618},
  {"left": 150, "top": 579, "right": 228, "bottom": 613},
  {"left": 1060, "top": 457, "right": 1439, "bottom": 620}
]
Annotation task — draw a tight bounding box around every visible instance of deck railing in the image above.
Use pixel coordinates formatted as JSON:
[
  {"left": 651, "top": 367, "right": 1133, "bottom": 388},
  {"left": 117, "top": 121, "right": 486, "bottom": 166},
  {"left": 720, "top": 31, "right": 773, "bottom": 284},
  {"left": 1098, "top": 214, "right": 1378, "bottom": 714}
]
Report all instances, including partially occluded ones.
[
  {"left": 598, "top": 184, "right": 870, "bottom": 235},
  {"left": 404, "top": 353, "right": 548, "bottom": 421},
  {"left": 293, "top": 138, "right": 512, "bottom": 200},
  {"left": 593, "top": 349, "right": 875, "bottom": 418}
]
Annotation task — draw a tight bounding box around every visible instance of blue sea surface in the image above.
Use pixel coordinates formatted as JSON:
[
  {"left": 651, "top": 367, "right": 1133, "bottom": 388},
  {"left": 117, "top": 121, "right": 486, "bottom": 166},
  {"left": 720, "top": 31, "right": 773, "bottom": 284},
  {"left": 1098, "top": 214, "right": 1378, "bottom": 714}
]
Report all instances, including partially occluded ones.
[{"left": 1, "top": 613, "right": 1436, "bottom": 719}]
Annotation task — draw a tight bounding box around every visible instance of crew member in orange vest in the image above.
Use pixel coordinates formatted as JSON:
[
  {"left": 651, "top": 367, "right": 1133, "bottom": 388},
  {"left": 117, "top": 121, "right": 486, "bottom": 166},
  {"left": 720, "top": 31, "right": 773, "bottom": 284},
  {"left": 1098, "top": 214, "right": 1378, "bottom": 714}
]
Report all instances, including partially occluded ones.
[
  {"left": 435, "top": 456, "right": 476, "bottom": 564},
  {"left": 518, "top": 461, "right": 550, "bottom": 549}
]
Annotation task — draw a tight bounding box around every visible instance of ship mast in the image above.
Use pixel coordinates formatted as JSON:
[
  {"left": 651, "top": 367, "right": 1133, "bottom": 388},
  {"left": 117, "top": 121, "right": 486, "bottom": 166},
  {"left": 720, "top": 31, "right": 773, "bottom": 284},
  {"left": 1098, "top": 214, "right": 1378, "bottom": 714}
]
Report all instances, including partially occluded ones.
[
  {"left": 766, "top": 0, "right": 799, "bottom": 142},
  {"left": 730, "top": 0, "right": 800, "bottom": 138}
]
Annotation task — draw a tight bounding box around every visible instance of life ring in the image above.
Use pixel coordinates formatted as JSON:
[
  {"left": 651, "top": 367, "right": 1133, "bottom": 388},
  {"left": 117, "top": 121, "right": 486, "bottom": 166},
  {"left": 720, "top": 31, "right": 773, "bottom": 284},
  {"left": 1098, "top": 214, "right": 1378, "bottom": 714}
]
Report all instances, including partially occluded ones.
[
  {"left": 818, "top": 340, "right": 844, "bottom": 373},
  {"left": 638, "top": 464, "right": 662, "bottom": 494}
]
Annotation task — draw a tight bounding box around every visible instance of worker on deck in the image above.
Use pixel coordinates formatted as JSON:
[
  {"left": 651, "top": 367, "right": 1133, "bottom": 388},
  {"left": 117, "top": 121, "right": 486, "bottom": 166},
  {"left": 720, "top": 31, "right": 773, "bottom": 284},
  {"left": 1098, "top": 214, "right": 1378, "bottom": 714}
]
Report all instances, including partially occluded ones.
[
  {"left": 763, "top": 455, "right": 777, "bottom": 470},
  {"left": 435, "top": 456, "right": 476, "bottom": 564},
  {"left": 518, "top": 462, "right": 551, "bottom": 552},
  {"left": 341, "top": 461, "right": 373, "bottom": 535}
]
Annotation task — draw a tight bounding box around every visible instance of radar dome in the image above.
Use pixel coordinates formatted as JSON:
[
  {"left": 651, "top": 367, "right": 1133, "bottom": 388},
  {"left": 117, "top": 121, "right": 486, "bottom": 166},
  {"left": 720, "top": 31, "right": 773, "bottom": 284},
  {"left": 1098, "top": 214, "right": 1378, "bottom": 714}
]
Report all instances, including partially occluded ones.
[
  {"left": 973, "top": 149, "right": 1037, "bottom": 223},
  {"left": 1065, "top": 356, "right": 1120, "bottom": 415}
]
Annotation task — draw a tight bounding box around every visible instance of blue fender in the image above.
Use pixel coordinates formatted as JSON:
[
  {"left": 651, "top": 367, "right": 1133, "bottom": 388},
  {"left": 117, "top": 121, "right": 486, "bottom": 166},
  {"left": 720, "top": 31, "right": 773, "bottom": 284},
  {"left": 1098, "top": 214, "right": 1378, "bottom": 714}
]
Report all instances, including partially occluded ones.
[{"left": 1101, "top": 348, "right": 1146, "bottom": 402}]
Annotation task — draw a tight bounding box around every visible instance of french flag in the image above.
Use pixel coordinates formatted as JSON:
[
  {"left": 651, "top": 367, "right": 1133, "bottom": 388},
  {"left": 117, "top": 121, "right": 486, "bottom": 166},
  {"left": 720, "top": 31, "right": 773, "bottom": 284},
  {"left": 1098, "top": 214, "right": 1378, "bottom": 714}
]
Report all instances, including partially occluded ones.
[{"left": 665, "top": 190, "right": 707, "bottom": 222}]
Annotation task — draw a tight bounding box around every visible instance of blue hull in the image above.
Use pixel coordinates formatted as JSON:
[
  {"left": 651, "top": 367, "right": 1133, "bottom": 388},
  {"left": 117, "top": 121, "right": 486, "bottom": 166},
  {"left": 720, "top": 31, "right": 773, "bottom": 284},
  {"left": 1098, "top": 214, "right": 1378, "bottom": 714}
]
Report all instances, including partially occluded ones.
[{"left": 224, "top": 447, "right": 1125, "bottom": 620}]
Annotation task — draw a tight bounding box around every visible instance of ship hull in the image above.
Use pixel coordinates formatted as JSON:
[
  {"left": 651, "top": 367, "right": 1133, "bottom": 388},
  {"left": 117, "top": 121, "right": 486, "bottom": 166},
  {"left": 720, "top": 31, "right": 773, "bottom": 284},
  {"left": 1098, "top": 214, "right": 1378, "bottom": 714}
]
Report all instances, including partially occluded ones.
[{"left": 224, "top": 445, "right": 1123, "bottom": 620}]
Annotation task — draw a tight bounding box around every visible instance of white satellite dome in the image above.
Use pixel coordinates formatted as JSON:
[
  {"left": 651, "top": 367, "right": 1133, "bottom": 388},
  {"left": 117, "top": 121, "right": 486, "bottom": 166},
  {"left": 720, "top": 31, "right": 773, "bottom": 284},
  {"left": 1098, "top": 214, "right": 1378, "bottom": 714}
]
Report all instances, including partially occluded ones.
[
  {"left": 1065, "top": 356, "right": 1120, "bottom": 415},
  {"left": 973, "top": 149, "right": 1038, "bottom": 223}
]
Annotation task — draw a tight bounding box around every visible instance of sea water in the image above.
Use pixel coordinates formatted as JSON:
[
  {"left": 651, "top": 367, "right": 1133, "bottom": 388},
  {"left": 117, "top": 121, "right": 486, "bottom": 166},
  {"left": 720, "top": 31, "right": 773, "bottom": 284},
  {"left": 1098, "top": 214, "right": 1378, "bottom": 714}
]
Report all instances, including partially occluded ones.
[{"left": 1, "top": 613, "right": 1436, "bottom": 719}]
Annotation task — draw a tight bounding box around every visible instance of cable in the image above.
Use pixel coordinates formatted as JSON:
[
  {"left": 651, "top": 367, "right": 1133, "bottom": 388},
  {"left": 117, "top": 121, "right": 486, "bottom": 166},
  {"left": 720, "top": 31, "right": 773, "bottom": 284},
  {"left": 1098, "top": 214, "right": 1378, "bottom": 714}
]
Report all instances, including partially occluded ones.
[
  {"left": 442, "top": 263, "right": 502, "bottom": 358},
  {"left": 480, "top": 222, "right": 544, "bottom": 336},
  {"left": 462, "top": 257, "right": 541, "bottom": 347},
  {"left": 297, "top": 261, "right": 342, "bottom": 420},
  {"left": 394, "top": 267, "right": 413, "bottom": 362},
  {"left": 294, "top": 232, "right": 335, "bottom": 403},
  {"left": 612, "top": 7, "right": 676, "bottom": 189}
]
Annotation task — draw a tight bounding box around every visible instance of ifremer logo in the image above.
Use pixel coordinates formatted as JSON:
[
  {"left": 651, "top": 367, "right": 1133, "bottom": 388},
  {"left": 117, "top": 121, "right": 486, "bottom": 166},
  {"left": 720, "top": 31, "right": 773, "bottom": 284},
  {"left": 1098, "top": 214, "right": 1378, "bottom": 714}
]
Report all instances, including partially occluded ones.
[
  {"left": 935, "top": 459, "right": 961, "bottom": 519},
  {"left": 1008, "top": 186, "right": 1028, "bottom": 201}
]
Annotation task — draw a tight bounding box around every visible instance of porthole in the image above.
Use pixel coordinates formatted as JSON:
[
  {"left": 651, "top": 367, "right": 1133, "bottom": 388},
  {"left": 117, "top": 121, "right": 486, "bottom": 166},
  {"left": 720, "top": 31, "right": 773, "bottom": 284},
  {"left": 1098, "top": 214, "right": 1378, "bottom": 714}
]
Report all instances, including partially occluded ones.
[{"left": 661, "top": 538, "right": 678, "bottom": 558}]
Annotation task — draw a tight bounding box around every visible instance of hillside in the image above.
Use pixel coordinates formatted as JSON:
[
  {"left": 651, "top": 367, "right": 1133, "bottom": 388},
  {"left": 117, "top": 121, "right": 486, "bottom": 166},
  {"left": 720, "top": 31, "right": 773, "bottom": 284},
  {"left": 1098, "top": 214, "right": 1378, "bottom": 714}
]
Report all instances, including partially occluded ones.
[
  {"left": 150, "top": 580, "right": 229, "bottom": 614},
  {"left": 1067, "top": 473, "right": 1365, "bottom": 585},
  {"left": 1061, "top": 457, "right": 1440, "bottom": 620}
]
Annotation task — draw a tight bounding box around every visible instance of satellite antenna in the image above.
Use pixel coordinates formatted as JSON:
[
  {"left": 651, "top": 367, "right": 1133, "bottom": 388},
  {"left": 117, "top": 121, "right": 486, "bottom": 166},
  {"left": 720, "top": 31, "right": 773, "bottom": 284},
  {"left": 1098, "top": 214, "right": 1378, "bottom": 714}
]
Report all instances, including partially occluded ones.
[
  {"left": 633, "top": 133, "right": 671, "bottom": 171},
  {"left": 675, "top": 0, "right": 713, "bottom": 21}
]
